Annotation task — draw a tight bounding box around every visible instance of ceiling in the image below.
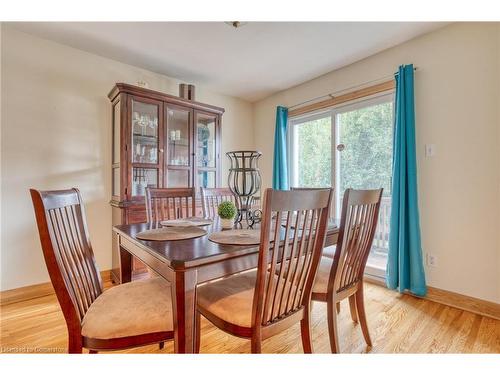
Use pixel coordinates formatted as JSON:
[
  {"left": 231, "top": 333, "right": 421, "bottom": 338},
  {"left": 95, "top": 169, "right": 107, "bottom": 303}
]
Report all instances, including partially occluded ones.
[{"left": 10, "top": 22, "right": 446, "bottom": 102}]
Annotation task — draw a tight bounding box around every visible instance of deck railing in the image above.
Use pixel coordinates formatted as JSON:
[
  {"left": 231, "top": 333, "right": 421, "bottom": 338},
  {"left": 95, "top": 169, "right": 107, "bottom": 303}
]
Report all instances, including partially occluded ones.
[{"left": 373, "top": 196, "right": 391, "bottom": 250}]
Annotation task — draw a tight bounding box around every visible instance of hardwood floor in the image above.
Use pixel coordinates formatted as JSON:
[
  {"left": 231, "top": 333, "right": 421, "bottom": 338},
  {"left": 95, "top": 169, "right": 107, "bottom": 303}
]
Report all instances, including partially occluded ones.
[{"left": 1, "top": 280, "right": 498, "bottom": 354}]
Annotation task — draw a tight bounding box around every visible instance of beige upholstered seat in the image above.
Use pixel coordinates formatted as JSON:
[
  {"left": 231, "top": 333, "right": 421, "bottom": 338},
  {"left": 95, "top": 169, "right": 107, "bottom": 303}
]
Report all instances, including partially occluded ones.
[
  {"left": 312, "top": 256, "right": 335, "bottom": 294},
  {"left": 197, "top": 271, "right": 256, "bottom": 328},
  {"left": 197, "top": 270, "right": 297, "bottom": 328},
  {"left": 81, "top": 278, "right": 173, "bottom": 340}
]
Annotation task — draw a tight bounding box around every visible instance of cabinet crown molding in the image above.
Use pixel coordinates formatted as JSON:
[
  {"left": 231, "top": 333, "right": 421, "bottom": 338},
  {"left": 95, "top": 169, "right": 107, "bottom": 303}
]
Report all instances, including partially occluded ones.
[{"left": 108, "top": 83, "right": 225, "bottom": 115}]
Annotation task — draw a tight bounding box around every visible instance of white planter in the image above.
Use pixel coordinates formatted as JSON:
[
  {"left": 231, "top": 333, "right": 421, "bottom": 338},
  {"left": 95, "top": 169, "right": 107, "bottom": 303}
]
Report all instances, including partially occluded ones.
[{"left": 220, "top": 218, "right": 234, "bottom": 229}]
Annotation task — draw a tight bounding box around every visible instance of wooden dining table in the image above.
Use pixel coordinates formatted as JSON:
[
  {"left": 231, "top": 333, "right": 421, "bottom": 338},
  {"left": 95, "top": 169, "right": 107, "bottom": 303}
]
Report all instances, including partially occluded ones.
[{"left": 113, "top": 219, "right": 340, "bottom": 353}]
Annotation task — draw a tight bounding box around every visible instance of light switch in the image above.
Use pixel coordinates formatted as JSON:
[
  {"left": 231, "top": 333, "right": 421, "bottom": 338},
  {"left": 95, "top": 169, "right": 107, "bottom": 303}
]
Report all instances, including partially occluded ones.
[{"left": 425, "top": 144, "right": 436, "bottom": 157}]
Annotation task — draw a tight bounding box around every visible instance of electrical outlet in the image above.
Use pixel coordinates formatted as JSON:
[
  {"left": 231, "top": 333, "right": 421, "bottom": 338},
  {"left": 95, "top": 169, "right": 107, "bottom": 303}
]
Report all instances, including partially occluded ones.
[{"left": 427, "top": 253, "right": 438, "bottom": 267}]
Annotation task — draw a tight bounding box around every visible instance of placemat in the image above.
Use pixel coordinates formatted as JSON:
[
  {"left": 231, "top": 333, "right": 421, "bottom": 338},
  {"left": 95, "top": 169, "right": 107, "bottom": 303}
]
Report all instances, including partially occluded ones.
[
  {"left": 136, "top": 226, "right": 207, "bottom": 241},
  {"left": 160, "top": 217, "right": 213, "bottom": 227},
  {"left": 208, "top": 229, "right": 261, "bottom": 245}
]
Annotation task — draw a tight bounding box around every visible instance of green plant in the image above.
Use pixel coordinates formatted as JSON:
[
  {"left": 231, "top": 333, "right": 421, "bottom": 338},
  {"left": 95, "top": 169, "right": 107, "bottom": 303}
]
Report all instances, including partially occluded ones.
[{"left": 218, "top": 201, "right": 237, "bottom": 219}]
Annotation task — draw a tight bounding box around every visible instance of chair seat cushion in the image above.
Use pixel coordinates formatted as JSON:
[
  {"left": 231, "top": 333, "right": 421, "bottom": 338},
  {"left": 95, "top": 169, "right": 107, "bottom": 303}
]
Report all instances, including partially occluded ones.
[
  {"left": 197, "top": 271, "right": 256, "bottom": 328},
  {"left": 81, "top": 278, "right": 173, "bottom": 340},
  {"left": 197, "top": 270, "right": 298, "bottom": 328},
  {"left": 312, "top": 256, "right": 334, "bottom": 294}
]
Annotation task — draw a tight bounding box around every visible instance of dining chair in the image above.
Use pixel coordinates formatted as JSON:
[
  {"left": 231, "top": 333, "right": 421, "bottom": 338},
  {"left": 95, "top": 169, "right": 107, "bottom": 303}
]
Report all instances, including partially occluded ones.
[
  {"left": 290, "top": 187, "right": 337, "bottom": 309},
  {"left": 30, "top": 188, "right": 174, "bottom": 353},
  {"left": 312, "top": 188, "right": 383, "bottom": 353},
  {"left": 145, "top": 187, "right": 196, "bottom": 223},
  {"left": 200, "top": 187, "right": 237, "bottom": 219},
  {"left": 195, "top": 188, "right": 333, "bottom": 353}
]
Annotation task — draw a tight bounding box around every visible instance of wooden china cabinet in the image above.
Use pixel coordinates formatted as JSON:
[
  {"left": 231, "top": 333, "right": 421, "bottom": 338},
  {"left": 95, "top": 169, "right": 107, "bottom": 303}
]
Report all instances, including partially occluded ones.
[{"left": 109, "top": 83, "right": 224, "bottom": 283}]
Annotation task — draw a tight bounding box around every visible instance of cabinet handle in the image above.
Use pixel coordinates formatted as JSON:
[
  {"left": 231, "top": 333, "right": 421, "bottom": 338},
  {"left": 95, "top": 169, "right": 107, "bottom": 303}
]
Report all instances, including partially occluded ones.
[{"left": 159, "top": 149, "right": 164, "bottom": 153}]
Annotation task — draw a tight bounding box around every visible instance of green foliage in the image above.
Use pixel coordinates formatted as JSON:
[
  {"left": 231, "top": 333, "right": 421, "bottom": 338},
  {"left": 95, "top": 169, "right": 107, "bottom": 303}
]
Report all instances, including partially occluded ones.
[
  {"left": 337, "top": 102, "right": 393, "bottom": 196},
  {"left": 296, "top": 117, "right": 332, "bottom": 188},
  {"left": 218, "top": 201, "right": 237, "bottom": 219},
  {"left": 295, "top": 101, "right": 393, "bottom": 197}
]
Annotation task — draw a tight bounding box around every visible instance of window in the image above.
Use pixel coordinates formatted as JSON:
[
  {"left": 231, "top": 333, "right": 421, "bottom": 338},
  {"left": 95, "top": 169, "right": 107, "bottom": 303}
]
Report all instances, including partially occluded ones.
[
  {"left": 289, "top": 112, "right": 332, "bottom": 189},
  {"left": 288, "top": 92, "right": 394, "bottom": 279}
]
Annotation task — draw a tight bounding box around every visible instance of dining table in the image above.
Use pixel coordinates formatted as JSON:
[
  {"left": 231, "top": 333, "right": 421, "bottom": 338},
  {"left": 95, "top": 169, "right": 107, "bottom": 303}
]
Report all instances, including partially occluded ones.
[{"left": 113, "top": 218, "right": 340, "bottom": 353}]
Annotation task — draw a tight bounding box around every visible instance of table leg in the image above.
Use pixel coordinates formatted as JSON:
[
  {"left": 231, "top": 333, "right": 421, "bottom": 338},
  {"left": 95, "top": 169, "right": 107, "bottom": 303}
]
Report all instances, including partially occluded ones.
[
  {"left": 119, "top": 245, "right": 132, "bottom": 284},
  {"left": 171, "top": 269, "right": 198, "bottom": 353}
]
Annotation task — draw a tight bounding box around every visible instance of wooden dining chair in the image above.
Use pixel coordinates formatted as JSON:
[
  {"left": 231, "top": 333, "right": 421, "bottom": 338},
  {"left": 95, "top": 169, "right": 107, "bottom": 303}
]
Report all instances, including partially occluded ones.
[
  {"left": 195, "top": 188, "right": 333, "bottom": 353},
  {"left": 30, "top": 188, "right": 174, "bottom": 353},
  {"left": 200, "top": 187, "right": 237, "bottom": 219},
  {"left": 290, "top": 187, "right": 337, "bottom": 306},
  {"left": 312, "top": 188, "right": 383, "bottom": 353},
  {"left": 145, "top": 187, "right": 196, "bottom": 223}
]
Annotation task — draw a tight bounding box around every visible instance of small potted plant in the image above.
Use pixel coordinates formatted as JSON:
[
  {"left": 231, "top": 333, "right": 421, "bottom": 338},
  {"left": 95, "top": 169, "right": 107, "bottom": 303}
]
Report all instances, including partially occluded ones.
[{"left": 218, "top": 201, "right": 237, "bottom": 229}]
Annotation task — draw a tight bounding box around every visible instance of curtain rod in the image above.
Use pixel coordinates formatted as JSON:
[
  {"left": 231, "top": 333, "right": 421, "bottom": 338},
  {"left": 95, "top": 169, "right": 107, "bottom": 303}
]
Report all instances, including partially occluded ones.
[{"left": 288, "top": 66, "right": 418, "bottom": 110}]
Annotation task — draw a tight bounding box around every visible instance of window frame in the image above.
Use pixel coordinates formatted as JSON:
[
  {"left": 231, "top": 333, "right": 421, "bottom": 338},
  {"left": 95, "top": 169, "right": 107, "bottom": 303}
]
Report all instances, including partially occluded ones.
[
  {"left": 287, "top": 109, "right": 334, "bottom": 191},
  {"left": 287, "top": 90, "right": 395, "bottom": 281}
]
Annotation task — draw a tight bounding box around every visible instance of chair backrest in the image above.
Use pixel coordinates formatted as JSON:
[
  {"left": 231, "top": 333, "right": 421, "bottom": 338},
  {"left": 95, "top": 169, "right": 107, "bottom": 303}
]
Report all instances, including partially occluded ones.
[
  {"left": 145, "top": 187, "right": 196, "bottom": 223},
  {"left": 30, "top": 188, "right": 103, "bottom": 327},
  {"left": 329, "top": 188, "right": 383, "bottom": 295},
  {"left": 252, "top": 188, "right": 333, "bottom": 327},
  {"left": 291, "top": 187, "right": 335, "bottom": 218},
  {"left": 200, "top": 187, "right": 237, "bottom": 219}
]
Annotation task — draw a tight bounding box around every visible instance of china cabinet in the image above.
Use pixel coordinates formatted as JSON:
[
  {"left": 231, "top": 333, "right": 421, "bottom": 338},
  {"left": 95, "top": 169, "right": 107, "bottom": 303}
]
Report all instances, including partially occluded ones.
[{"left": 109, "top": 83, "right": 224, "bottom": 282}]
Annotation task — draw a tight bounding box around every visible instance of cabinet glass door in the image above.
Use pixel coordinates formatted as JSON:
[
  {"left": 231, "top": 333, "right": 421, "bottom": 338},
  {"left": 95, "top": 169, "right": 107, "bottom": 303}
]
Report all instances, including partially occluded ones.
[
  {"left": 197, "top": 170, "right": 216, "bottom": 189},
  {"left": 167, "top": 169, "right": 190, "bottom": 188},
  {"left": 195, "top": 111, "right": 218, "bottom": 192},
  {"left": 196, "top": 113, "right": 216, "bottom": 168},
  {"left": 132, "top": 167, "right": 158, "bottom": 196},
  {"left": 131, "top": 100, "right": 159, "bottom": 164},
  {"left": 166, "top": 106, "right": 191, "bottom": 167}
]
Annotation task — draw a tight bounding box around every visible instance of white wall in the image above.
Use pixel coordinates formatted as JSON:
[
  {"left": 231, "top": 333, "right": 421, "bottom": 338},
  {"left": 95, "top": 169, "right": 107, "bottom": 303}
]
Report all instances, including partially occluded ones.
[
  {"left": 253, "top": 23, "right": 500, "bottom": 303},
  {"left": 0, "top": 27, "right": 254, "bottom": 291}
]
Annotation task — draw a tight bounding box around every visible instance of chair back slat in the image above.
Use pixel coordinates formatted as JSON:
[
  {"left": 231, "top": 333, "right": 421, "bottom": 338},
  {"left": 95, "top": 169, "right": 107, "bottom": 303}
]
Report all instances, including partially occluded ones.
[
  {"left": 331, "top": 189, "right": 383, "bottom": 293},
  {"left": 200, "top": 187, "right": 237, "bottom": 219},
  {"left": 145, "top": 187, "right": 196, "bottom": 223},
  {"left": 30, "top": 188, "right": 103, "bottom": 324},
  {"left": 253, "top": 188, "right": 333, "bottom": 327}
]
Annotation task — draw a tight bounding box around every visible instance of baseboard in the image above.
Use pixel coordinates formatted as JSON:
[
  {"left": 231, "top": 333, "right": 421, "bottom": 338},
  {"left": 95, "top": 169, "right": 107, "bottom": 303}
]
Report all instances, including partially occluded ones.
[
  {"left": 364, "top": 278, "right": 500, "bottom": 321},
  {"left": 0, "top": 270, "right": 112, "bottom": 306},
  {"left": 423, "top": 286, "right": 500, "bottom": 321}
]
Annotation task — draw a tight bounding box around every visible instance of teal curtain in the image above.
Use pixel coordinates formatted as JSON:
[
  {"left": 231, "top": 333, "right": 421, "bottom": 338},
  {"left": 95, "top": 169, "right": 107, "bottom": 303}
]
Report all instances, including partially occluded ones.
[
  {"left": 272, "top": 106, "right": 289, "bottom": 190},
  {"left": 386, "top": 64, "right": 427, "bottom": 296}
]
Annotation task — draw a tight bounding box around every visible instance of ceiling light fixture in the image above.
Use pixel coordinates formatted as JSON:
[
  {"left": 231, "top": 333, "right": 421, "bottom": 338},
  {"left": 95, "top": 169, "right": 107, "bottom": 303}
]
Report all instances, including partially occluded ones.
[{"left": 224, "top": 21, "right": 248, "bottom": 29}]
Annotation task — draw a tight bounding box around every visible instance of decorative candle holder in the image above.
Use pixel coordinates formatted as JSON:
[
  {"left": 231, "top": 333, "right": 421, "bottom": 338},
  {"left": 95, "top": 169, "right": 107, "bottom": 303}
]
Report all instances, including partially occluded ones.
[{"left": 226, "top": 150, "right": 262, "bottom": 227}]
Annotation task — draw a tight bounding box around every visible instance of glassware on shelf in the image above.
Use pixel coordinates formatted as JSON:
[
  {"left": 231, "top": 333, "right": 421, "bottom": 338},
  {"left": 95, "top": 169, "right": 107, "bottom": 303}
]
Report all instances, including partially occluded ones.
[
  {"left": 149, "top": 118, "right": 158, "bottom": 136},
  {"left": 196, "top": 114, "right": 216, "bottom": 168},
  {"left": 131, "top": 100, "right": 159, "bottom": 164},
  {"left": 149, "top": 147, "right": 156, "bottom": 162},
  {"left": 167, "top": 107, "right": 190, "bottom": 167}
]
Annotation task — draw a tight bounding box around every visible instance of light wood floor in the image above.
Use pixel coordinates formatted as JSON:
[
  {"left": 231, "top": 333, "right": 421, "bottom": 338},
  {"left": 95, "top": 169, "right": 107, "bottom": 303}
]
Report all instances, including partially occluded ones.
[{"left": 1, "top": 280, "right": 499, "bottom": 354}]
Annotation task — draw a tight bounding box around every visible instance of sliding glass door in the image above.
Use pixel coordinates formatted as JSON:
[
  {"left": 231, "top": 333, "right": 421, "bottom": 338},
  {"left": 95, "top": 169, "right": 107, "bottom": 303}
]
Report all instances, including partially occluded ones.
[
  {"left": 289, "top": 93, "right": 394, "bottom": 278},
  {"left": 289, "top": 112, "right": 332, "bottom": 189}
]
